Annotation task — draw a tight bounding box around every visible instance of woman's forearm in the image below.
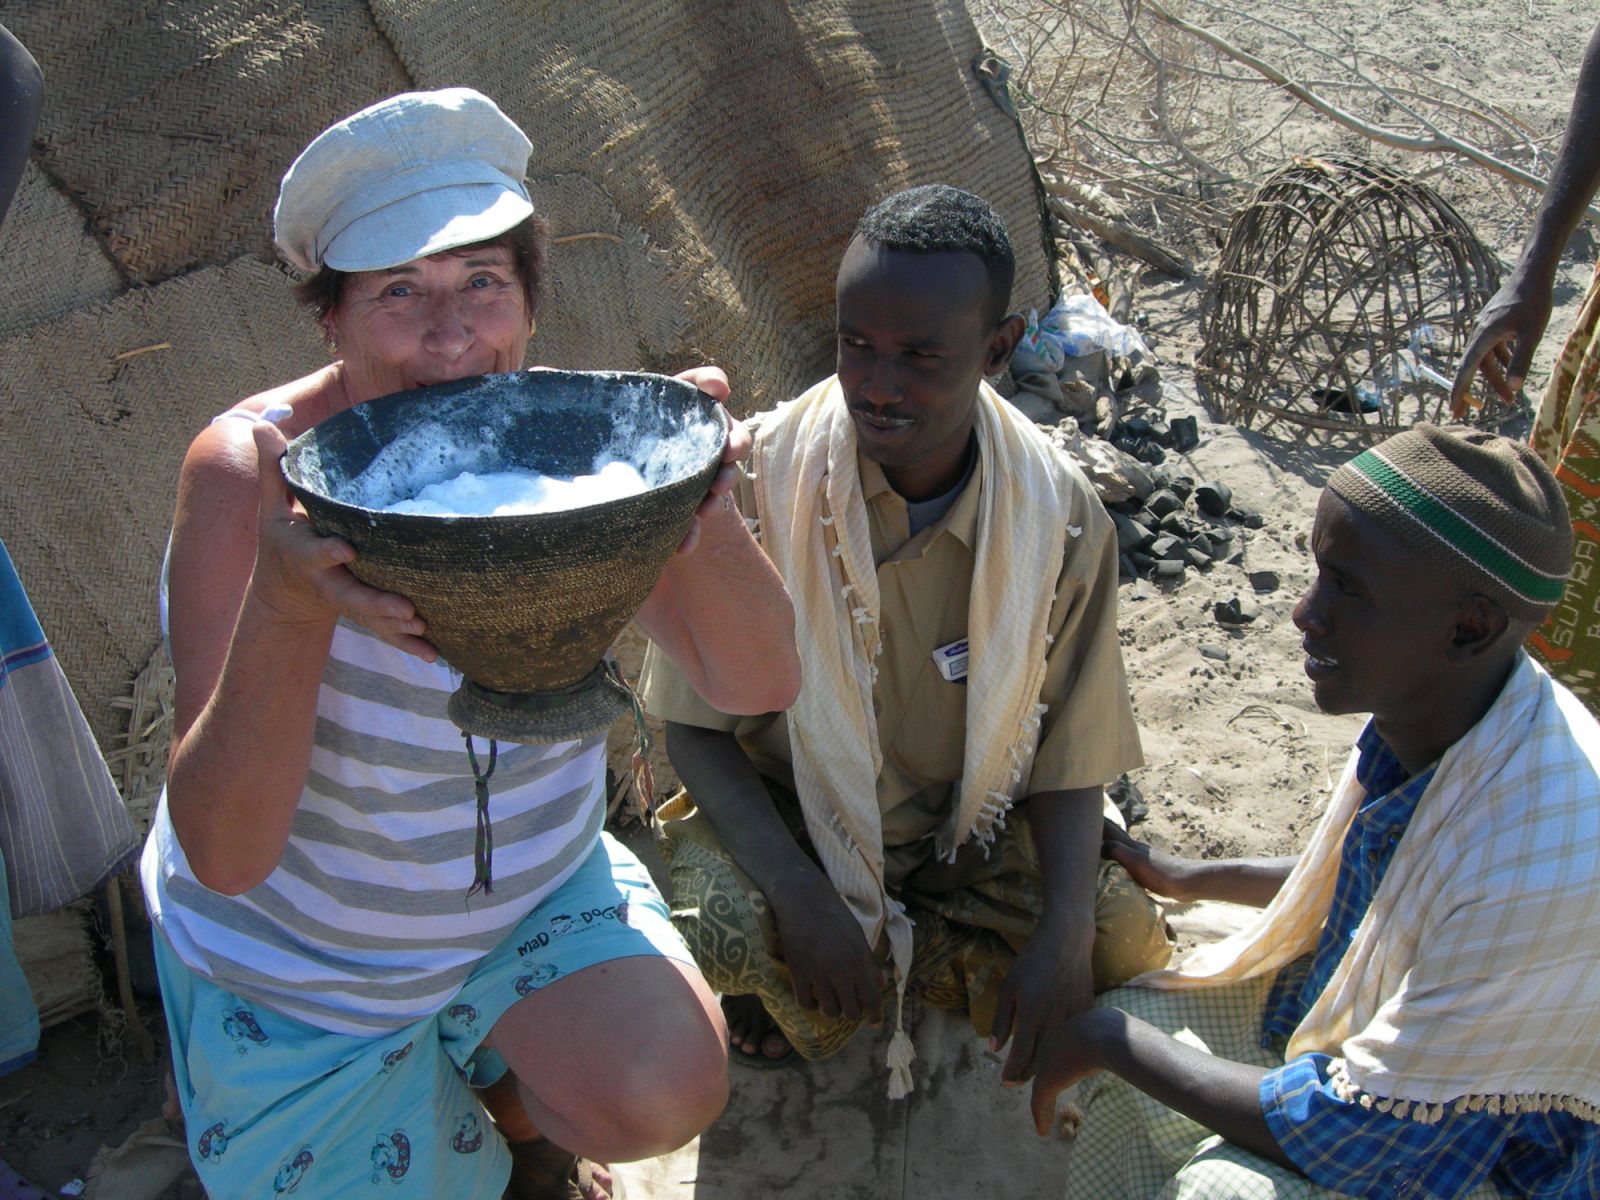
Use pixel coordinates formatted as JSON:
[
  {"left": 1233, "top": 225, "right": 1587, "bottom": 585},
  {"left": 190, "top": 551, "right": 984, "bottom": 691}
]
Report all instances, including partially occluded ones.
[
  {"left": 167, "top": 592, "right": 336, "bottom": 894},
  {"left": 636, "top": 502, "right": 799, "bottom": 715},
  {"left": 1517, "top": 22, "right": 1600, "bottom": 276}
]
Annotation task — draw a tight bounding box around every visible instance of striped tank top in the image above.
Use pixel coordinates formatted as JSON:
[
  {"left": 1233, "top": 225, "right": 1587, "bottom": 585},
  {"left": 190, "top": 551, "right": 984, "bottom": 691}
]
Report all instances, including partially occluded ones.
[{"left": 142, "top": 620, "right": 607, "bottom": 1035}]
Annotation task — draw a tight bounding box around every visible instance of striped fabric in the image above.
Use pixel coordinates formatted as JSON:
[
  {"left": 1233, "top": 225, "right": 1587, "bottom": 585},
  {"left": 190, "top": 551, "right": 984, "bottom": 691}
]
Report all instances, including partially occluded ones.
[
  {"left": 143, "top": 620, "right": 606, "bottom": 1035},
  {"left": 1344, "top": 449, "right": 1566, "bottom": 608},
  {"left": 0, "top": 536, "right": 137, "bottom": 917}
]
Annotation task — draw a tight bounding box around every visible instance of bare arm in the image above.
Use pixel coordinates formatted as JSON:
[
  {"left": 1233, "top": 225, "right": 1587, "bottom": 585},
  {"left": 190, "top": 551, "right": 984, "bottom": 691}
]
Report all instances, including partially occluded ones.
[
  {"left": 1029, "top": 1006, "right": 1293, "bottom": 1170},
  {"left": 634, "top": 500, "right": 798, "bottom": 715},
  {"left": 1102, "top": 820, "right": 1296, "bottom": 908},
  {"left": 1453, "top": 20, "right": 1600, "bottom": 410},
  {"left": 0, "top": 23, "right": 42, "bottom": 229},
  {"left": 991, "top": 786, "right": 1103, "bottom": 1081},
  {"left": 665, "top": 721, "right": 884, "bottom": 1025},
  {"left": 634, "top": 367, "right": 800, "bottom": 716},
  {"left": 166, "top": 388, "right": 430, "bottom": 895}
]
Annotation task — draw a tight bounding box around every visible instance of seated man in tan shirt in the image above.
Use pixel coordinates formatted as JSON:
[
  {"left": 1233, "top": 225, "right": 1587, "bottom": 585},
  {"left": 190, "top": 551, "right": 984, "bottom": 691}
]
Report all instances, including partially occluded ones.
[{"left": 639, "top": 184, "right": 1171, "bottom": 1093}]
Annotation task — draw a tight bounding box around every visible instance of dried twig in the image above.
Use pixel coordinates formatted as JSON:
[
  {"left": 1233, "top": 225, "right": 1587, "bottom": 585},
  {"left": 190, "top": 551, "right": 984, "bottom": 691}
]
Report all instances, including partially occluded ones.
[
  {"left": 1048, "top": 196, "right": 1193, "bottom": 277},
  {"left": 1139, "top": 0, "right": 1600, "bottom": 222},
  {"left": 976, "top": 0, "right": 1587, "bottom": 271}
]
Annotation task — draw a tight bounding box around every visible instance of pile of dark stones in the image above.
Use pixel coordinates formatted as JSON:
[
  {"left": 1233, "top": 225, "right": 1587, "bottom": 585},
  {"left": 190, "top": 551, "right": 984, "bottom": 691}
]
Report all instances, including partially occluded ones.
[{"left": 1103, "top": 414, "right": 1265, "bottom": 585}]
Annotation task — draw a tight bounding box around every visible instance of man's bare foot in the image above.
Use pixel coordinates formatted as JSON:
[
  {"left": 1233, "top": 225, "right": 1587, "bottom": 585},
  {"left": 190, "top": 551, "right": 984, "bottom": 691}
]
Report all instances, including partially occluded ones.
[{"left": 722, "top": 994, "right": 794, "bottom": 1065}]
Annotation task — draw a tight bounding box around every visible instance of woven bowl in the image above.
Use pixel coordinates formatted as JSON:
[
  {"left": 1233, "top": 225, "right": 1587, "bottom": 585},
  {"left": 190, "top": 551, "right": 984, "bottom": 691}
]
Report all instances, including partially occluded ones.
[{"left": 282, "top": 369, "right": 725, "bottom": 737}]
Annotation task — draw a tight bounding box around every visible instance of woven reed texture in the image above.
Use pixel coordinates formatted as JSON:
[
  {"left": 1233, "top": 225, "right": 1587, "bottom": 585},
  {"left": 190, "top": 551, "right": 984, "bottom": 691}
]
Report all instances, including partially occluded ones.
[
  {"left": 1196, "top": 155, "right": 1502, "bottom": 442},
  {"left": 0, "top": 163, "right": 123, "bottom": 338},
  {"left": 14, "top": 902, "right": 101, "bottom": 1029},
  {"left": 0, "top": 0, "right": 410, "bottom": 284},
  {"left": 369, "top": 0, "right": 1052, "bottom": 413},
  {"left": 105, "top": 640, "right": 174, "bottom": 841},
  {"left": 533, "top": 175, "right": 691, "bottom": 373},
  {"left": 0, "top": 259, "right": 327, "bottom": 748},
  {"left": 0, "top": 0, "right": 1050, "bottom": 758}
]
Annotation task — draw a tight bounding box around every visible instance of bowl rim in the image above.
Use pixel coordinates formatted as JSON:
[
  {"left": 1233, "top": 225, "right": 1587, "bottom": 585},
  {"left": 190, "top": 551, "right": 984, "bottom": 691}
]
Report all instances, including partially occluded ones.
[{"left": 281, "top": 367, "right": 727, "bottom": 526}]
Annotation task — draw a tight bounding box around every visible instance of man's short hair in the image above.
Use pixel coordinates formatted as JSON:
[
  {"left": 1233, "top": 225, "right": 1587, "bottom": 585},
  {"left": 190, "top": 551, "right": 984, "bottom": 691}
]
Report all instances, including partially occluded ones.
[{"left": 852, "top": 184, "right": 1014, "bottom": 325}]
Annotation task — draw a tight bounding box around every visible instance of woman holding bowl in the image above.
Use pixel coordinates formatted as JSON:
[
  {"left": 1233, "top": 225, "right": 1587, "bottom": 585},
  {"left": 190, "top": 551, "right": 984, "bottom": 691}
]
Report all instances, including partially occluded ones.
[{"left": 142, "top": 88, "right": 799, "bottom": 1200}]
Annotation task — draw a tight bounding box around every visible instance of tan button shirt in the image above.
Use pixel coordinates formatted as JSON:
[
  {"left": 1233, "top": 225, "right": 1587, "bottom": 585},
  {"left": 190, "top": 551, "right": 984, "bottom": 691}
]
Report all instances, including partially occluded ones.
[{"left": 640, "top": 430, "right": 1142, "bottom": 883}]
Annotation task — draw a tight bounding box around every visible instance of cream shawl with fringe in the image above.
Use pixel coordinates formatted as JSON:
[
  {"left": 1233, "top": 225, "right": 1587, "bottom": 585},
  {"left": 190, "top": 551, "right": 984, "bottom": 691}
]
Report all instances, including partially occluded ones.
[
  {"left": 1138, "top": 653, "right": 1600, "bottom": 1124},
  {"left": 750, "top": 375, "right": 1091, "bottom": 1095}
]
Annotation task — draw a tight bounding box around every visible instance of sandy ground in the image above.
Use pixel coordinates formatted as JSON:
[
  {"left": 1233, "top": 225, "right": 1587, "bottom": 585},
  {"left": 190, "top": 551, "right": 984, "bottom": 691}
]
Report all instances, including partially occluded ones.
[{"left": 4, "top": 3, "right": 1599, "bottom": 1196}]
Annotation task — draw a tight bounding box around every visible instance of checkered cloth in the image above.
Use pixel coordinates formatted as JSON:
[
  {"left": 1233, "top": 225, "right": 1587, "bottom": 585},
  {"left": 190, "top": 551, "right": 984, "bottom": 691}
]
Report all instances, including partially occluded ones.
[
  {"left": 1260, "top": 728, "right": 1433, "bottom": 1047},
  {"left": 1135, "top": 653, "right": 1600, "bottom": 1124},
  {"left": 1065, "top": 978, "right": 1504, "bottom": 1199}
]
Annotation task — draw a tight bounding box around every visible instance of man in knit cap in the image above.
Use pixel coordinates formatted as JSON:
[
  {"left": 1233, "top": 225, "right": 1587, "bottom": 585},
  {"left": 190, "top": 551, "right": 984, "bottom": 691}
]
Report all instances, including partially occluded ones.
[{"left": 1033, "top": 424, "right": 1600, "bottom": 1198}]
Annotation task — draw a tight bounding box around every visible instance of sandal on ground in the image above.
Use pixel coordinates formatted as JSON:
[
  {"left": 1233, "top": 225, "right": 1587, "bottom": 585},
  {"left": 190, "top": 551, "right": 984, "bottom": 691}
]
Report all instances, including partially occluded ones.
[{"left": 504, "top": 1136, "right": 622, "bottom": 1200}]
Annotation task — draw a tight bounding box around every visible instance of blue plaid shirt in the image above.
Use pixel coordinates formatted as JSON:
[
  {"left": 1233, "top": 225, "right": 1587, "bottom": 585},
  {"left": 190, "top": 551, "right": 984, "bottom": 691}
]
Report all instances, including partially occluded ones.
[{"left": 1256, "top": 724, "right": 1600, "bottom": 1199}]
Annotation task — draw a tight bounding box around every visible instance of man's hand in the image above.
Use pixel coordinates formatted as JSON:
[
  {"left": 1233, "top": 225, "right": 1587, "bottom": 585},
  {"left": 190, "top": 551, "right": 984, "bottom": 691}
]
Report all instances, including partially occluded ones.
[
  {"left": 768, "top": 867, "right": 886, "bottom": 1027},
  {"left": 1028, "top": 1007, "right": 1292, "bottom": 1167},
  {"left": 1104, "top": 819, "right": 1296, "bottom": 908},
  {"left": 1101, "top": 819, "right": 1197, "bottom": 902},
  {"left": 1449, "top": 272, "right": 1554, "bottom": 417},
  {"left": 990, "top": 917, "right": 1094, "bottom": 1083},
  {"left": 1028, "top": 1008, "right": 1111, "bottom": 1136}
]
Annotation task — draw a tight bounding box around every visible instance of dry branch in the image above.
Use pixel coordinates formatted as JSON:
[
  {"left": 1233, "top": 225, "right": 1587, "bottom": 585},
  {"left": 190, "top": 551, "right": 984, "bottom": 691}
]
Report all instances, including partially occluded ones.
[
  {"left": 1047, "top": 195, "right": 1193, "bottom": 277},
  {"left": 1139, "top": 0, "right": 1600, "bottom": 224}
]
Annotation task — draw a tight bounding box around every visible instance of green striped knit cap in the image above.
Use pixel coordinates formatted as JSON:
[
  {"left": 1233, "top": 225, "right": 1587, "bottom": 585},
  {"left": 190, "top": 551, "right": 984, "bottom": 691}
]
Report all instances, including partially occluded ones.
[{"left": 1327, "top": 424, "right": 1571, "bottom": 623}]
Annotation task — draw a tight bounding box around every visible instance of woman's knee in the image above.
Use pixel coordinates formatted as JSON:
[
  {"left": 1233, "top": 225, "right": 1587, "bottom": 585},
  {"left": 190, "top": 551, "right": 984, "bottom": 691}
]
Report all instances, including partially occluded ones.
[
  {"left": 614, "top": 1034, "right": 729, "bottom": 1152},
  {"left": 524, "top": 1024, "right": 727, "bottom": 1158},
  {"left": 489, "top": 954, "right": 730, "bottom": 1156}
]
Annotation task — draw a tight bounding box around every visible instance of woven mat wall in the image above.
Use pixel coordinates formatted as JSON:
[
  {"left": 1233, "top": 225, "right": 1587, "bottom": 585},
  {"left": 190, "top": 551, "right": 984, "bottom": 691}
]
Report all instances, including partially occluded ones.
[
  {"left": 0, "top": 260, "right": 326, "bottom": 747},
  {"left": 370, "top": 0, "right": 1052, "bottom": 411},
  {"left": 0, "top": 163, "right": 123, "bottom": 338},
  {"left": 0, "top": 0, "right": 410, "bottom": 284},
  {"left": 0, "top": 0, "right": 1050, "bottom": 754}
]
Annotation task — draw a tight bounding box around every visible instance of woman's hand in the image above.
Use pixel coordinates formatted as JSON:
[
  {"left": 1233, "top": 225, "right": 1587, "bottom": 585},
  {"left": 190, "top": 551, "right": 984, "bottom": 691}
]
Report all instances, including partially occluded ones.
[
  {"left": 249, "top": 415, "right": 438, "bottom": 661},
  {"left": 672, "top": 365, "right": 750, "bottom": 555}
]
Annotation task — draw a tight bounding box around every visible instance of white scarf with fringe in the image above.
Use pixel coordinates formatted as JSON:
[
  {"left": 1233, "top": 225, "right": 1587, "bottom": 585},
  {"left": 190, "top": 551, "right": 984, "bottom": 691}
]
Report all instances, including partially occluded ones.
[
  {"left": 1138, "top": 653, "right": 1600, "bottom": 1124},
  {"left": 750, "top": 375, "right": 1088, "bottom": 1096}
]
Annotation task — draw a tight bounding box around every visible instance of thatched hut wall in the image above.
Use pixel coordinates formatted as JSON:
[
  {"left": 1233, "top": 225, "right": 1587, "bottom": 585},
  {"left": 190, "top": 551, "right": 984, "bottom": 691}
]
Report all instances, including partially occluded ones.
[{"left": 0, "top": 0, "right": 1053, "bottom": 750}]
